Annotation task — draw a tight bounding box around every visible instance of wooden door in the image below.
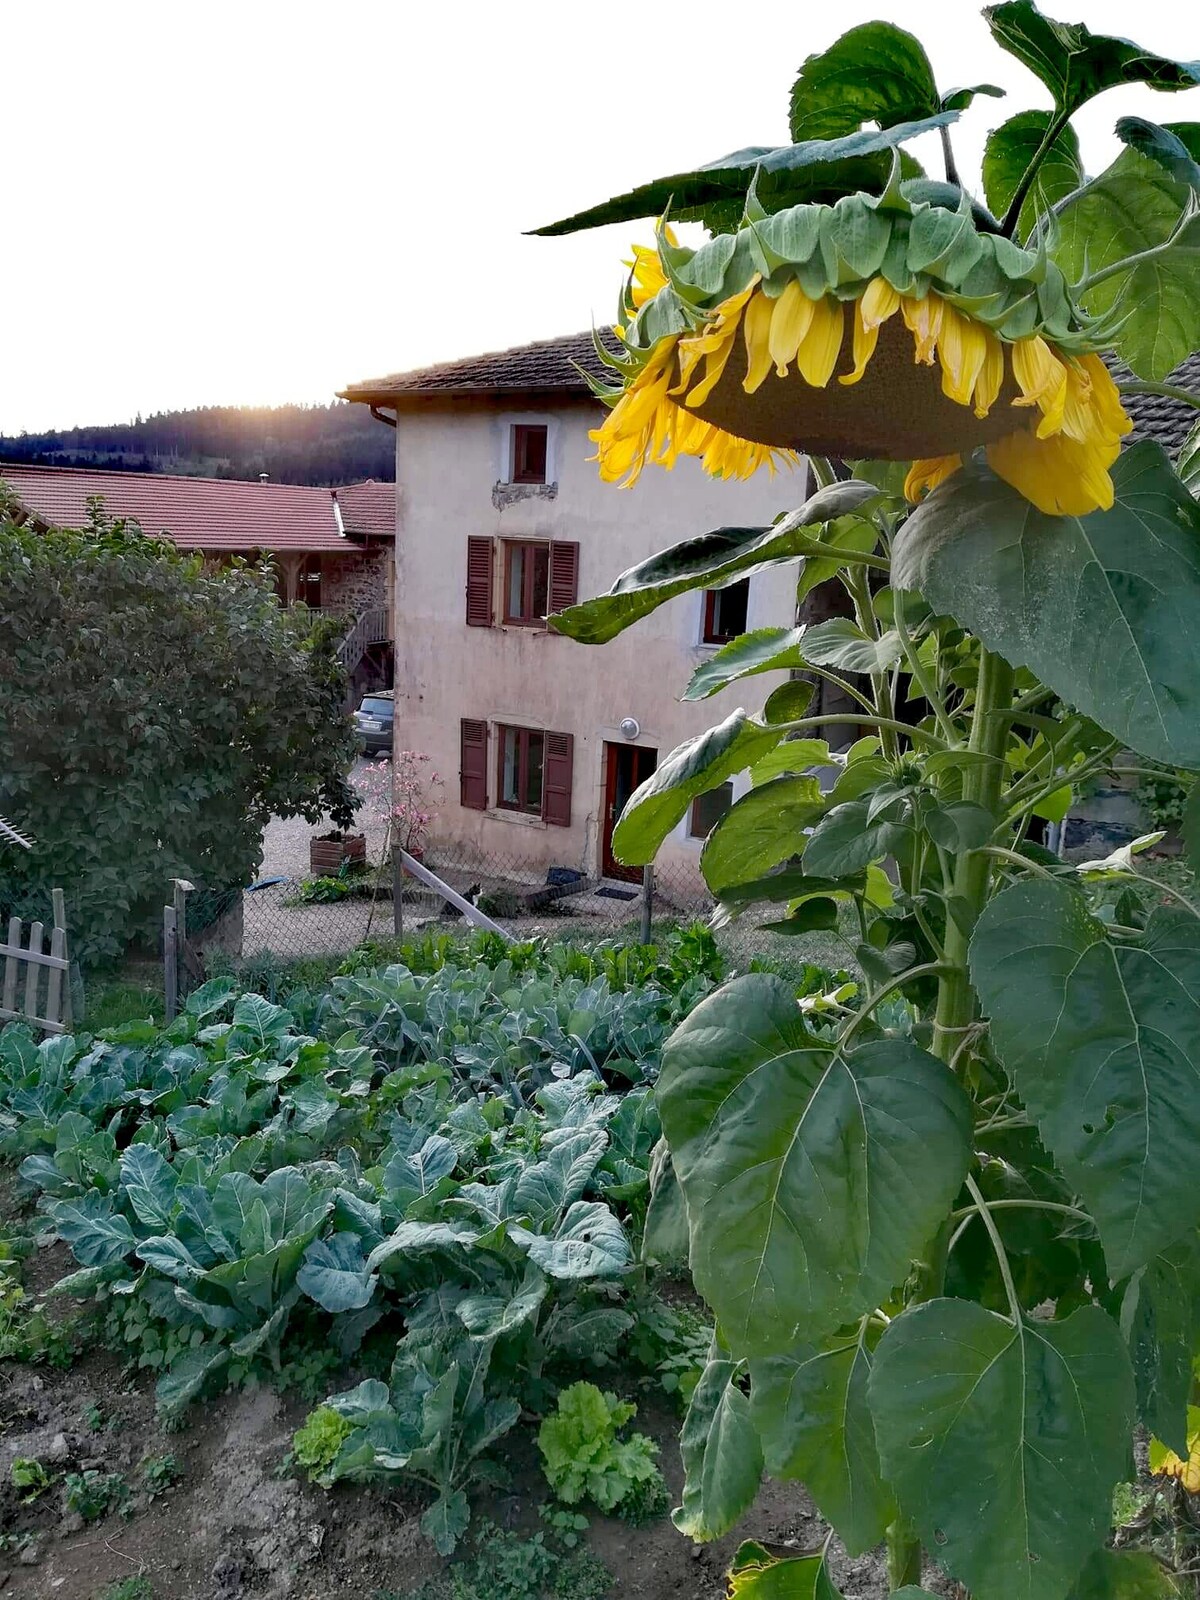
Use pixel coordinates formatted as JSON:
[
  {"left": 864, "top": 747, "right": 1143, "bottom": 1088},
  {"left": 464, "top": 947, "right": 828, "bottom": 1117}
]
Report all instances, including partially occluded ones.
[{"left": 602, "top": 742, "right": 657, "bottom": 880}]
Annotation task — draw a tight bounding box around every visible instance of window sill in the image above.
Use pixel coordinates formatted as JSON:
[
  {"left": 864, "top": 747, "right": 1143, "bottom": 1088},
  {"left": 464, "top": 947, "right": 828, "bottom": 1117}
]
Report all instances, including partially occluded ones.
[{"left": 485, "top": 808, "right": 546, "bottom": 829}]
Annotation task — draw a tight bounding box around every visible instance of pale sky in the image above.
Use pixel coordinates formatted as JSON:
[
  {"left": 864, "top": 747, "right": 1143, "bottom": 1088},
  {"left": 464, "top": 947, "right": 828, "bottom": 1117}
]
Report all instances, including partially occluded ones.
[{"left": 3, "top": 0, "right": 1196, "bottom": 434}]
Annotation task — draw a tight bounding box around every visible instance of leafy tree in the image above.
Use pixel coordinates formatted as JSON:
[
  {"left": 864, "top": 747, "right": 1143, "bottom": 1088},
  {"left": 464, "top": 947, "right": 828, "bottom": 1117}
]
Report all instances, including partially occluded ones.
[{"left": 0, "top": 505, "right": 356, "bottom": 965}]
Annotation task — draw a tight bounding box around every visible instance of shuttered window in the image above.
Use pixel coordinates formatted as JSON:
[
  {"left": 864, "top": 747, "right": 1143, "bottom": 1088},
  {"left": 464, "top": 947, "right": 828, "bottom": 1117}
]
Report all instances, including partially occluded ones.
[
  {"left": 460, "top": 719, "right": 488, "bottom": 810},
  {"left": 542, "top": 731, "right": 574, "bottom": 828},
  {"left": 548, "top": 541, "right": 580, "bottom": 623},
  {"left": 465, "top": 537, "right": 494, "bottom": 627}
]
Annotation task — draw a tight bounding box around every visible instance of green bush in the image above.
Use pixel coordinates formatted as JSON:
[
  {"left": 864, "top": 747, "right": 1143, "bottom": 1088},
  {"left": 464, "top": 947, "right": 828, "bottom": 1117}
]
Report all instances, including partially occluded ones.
[{"left": 0, "top": 508, "right": 357, "bottom": 965}]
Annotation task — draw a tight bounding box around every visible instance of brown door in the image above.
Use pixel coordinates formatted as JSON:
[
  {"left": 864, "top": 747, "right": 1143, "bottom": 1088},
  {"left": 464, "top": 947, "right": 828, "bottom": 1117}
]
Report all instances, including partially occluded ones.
[
  {"left": 300, "top": 554, "right": 322, "bottom": 609},
  {"left": 602, "top": 742, "right": 657, "bottom": 880}
]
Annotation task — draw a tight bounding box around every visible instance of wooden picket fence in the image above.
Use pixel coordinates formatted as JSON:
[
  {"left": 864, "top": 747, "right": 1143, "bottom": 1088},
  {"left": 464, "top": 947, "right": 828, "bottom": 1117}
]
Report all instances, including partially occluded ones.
[{"left": 0, "top": 888, "right": 72, "bottom": 1034}]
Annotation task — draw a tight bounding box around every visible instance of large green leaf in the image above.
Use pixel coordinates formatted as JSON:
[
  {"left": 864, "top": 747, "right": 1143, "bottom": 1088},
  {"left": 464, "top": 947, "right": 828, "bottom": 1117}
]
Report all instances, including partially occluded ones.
[
  {"left": 531, "top": 117, "right": 958, "bottom": 236},
  {"left": 674, "top": 1357, "right": 764, "bottom": 1542},
  {"left": 750, "top": 1328, "right": 895, "bottom": 1556},
  {"left": 1121, "top": 1234, "right": 1200, "bottom": 1456},
  {"left": 657, "top": 974, "right": 972, "bottom": 1356},
  {"left": 982, "top": 111, "right": 1082, "bottom": 239},
  {"left": 798, "top": 618, "right": 903, "bottom": 676},
  {"left": 297, "top": 1233, "right": 377, "bottom": 1313},
  {"left": 1067, "top": 1550, "right": 1181, "bottom": 1600},
  {"left": 871, "top": 1298, "right": 1134, "bottom": 1600},
  {"left": 788, "top": 24, "right": 939, "bottom": 143},
  {"left": 514, "top": 1201, "right": 630, "bottom": 1280},
  {"left": 1178, "top": 417, "right": 1200, "bottom": 494},
  {"left": 1055, "top": 150, "right": 1200, "bottom": 380},
  {"left": 727, "top": 1544, "right": 845, "bottom": 1599},
  {"left": 684, "top": 628, "right": 809, "bottom": 702},
  {"left": 1116, "top": 118, "right": 1200, "bottom": 194},
  {"left": 971, "top": 877, "right": 1200, "bottom": 1281},
  {"left": 700, "top": 776, "right": 826, "bottom": 896},
  {"left": 985, "top": 2, "right": 1200, "bottom": 117},
  {"left": 119, "top": 1143, "right": 177, "bottom": 1230},
  {"left": 49, "top": 1193, "right": 137, "bottom": 1267},
  {"left": 554, "top": 483, "right": 881, "bottom": 646},
  {"left": 802, "top": 799, "right": 905, "bottom": 878},
  {"left": 611, "top": 710, "right": 782, "bottom": 866},
  {"left": 894, "top": 445, "right": 1200, "bottom": 767}
]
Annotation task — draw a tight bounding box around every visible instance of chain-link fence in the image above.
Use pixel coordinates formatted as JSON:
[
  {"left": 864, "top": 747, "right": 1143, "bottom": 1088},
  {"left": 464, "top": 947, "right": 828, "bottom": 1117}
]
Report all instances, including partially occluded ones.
[{"left": 165, "top": 838, "right": 848, "bottom": 1010}]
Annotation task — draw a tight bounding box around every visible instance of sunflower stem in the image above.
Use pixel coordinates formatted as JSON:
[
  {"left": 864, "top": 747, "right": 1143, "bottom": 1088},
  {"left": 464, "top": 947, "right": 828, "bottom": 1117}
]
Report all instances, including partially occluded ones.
[
  {"left": 1000, "top": 106, "right": 1074, "bottom": 238},
  {"left": 1075, "top": 199, "right": 1199, "bottom": 295},
  {"left": 1116, "top": 379, "right": 1200, "bottom": 411}
]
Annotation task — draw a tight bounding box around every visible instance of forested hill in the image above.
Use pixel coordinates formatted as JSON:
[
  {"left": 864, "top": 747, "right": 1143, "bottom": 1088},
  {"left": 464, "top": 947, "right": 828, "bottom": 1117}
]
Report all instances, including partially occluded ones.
[{"left": 0, "top": 401, "right": 394, "bottom": 485}]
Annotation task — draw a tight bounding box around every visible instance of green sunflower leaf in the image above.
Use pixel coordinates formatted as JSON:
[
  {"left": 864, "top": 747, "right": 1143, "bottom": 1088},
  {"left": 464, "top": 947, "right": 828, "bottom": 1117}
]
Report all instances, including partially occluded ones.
[
  {"left": 750, "top": 1328, "right": 896, "bottom": 1556},
  {"left": 1116, "top": 117, "right": 1200, "bottom": 194},
  {"left": 700, "top": 775, "right": 826, "bottom": 896},
  {"left": 788, "top": 24, "right": 939, "bottom": 143},
  {"left": 893, "top": 444, "right": 1200, "bottom": 768},
  {"left": 1056, "top": 148, "right": 1200, "bottom": 379},
  {"left": 531, "top": 115, "right": 960, "bottom": 237},
  {"left": 871, "top": 1299, "right": 1134, "bottom": 1600},
  {"left": 657, "top": 974, "right": 972, "bottom": 1356},
  {"left": 1121, "top": 1233, "right": 1200, "bottom": 1457},
  {"left": 983, "top": 111, "right": 1083, "bottom": 240},
  {"left": 984, "top": 2, "right": 1200, "bottom": 118},
  {"left": 970, "top": 876, "right": 1200, "bottom": 1281},
  {"left": 674, "top": 1357, "right": 763, "bottom": 1542},
  {"left": 611, "top": 710, "right": 782, "bottom": 866},
  {"left": 552, "top": 481, "right": 881, "bottom": 646}
]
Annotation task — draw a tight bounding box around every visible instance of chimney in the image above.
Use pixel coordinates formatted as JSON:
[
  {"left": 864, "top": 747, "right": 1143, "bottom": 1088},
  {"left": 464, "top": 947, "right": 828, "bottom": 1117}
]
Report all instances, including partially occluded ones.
[{"left": 259, "top": 472, "right": 269, "bottom": 484}]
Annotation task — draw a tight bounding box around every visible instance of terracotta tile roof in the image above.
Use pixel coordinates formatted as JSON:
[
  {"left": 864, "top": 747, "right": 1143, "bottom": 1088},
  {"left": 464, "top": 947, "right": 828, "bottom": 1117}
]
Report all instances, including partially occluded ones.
[
  {"left": 0, "top": 464, "right": 393, "bottom": 552},
  {"left": 1118, "top": 352, "right": 1200, "bottom": 457},
  {"left": 341, "top": 331, "right": 619, "bottom": 407},
  {"left": 335, "top": 478, "right": 395, "bottom": 539}
]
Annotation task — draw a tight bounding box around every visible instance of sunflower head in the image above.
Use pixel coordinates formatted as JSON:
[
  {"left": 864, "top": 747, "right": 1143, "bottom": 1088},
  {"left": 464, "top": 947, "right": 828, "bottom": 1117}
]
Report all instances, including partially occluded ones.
[{"left": 593, "top": 185, "right": 1131, "bottom": 515}]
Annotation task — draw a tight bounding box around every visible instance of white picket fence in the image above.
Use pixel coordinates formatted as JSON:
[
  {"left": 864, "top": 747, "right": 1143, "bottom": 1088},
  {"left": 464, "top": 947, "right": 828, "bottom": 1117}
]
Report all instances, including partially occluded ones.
[{"left": 0, "top": 888, "right": 72, "bottom": 1034}]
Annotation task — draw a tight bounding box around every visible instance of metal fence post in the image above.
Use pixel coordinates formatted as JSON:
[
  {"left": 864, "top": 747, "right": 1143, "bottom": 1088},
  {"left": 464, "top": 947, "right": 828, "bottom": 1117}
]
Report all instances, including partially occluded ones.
[
  {"left": 163, "top": 905, "right": 178, "bottom": 1023},
  {"left": 640, "top": 865, "right": 654, "bottom": 945},
  {"left": 393, "top": 849, "right": 404, "bottom": 939}
]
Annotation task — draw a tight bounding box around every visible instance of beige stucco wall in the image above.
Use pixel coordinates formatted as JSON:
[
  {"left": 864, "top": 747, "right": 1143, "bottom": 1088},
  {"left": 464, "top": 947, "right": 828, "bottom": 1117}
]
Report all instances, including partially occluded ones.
[{"left": 392, "top": 399, "right": 809, "bottom": 887}]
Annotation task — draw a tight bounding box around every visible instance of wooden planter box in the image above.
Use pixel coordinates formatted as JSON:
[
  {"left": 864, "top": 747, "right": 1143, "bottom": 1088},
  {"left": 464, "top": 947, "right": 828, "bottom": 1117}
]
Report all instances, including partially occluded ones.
[{"left": 310, "top": 833, "right": 367, "bottom": 875}]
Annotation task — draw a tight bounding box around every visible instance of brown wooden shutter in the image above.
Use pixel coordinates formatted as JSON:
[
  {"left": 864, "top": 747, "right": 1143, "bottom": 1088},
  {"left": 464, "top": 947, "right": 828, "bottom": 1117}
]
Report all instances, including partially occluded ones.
[
  {"left": 460, "top": 719, "right": 488, "bottom": 810},
  {"left": 465, "top": 537, "right": 494, "bottom": 627},
  {"left": 542, "top": 731, "right": 574, "bottom": 827},
  {"left": 548, "top": 541, "right": 579, "bottom": 626}
]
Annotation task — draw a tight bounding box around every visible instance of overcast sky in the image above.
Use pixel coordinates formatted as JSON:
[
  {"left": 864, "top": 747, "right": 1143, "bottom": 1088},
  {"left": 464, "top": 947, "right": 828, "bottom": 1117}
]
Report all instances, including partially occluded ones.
[{"left": 3, "top": 0, "right": 1196, "bottom": 434}]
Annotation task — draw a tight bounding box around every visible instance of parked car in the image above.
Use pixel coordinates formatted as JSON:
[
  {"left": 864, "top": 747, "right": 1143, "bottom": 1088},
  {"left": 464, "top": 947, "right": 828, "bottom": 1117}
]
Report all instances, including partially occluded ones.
[{"left": 352, "top": 691, "right": 394, "bottom": 756}]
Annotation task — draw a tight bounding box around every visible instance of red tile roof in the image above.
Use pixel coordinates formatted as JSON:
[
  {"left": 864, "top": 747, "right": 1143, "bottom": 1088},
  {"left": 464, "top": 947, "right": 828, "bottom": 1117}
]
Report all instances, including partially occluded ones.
[
  {"left": 341, "top": 331, "right": 619, "bottom": 407},
  {"left": 0, "top": 464, "right": 394, "bottom": 552}
]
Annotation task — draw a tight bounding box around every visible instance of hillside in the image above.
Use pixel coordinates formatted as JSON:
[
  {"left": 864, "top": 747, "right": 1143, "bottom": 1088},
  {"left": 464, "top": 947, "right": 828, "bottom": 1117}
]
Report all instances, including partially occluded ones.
[{"left": 0, "top": 400, "right": 394, "bottom": 486}]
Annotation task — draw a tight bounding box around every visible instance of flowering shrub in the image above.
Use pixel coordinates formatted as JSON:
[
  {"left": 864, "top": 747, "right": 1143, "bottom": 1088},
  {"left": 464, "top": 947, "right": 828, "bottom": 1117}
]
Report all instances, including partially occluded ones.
[{"left": 356, "top": 750, "right": 444, "bottom": 857}]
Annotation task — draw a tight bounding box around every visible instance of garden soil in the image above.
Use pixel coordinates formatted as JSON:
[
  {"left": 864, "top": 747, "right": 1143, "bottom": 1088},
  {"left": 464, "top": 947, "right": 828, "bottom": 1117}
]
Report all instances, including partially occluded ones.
[{"left": 0, "top": 1312, "right": 908, "bottom": 1600}]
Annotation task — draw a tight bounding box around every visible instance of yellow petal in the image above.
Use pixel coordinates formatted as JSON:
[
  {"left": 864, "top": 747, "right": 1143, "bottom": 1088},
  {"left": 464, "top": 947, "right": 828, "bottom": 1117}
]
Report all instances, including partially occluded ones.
[
  {"left": 1080, "top": 353, "right": 1134, "bottom": 440},
  {"left": 840, "top": 300, "right": 879, "bottom": 387},
  {"left": 974, "top": 332, "right": 1005, "bottom": 417},
  {"left": 860, "top": 276, "right": 902, "bottom": 331},
  {"left": 796, "top": 297, "right": 844, "bottom": 388},
  {"left": 1011, "top": 335, "right": 1068, "bottom": 438},
  {"left": 938, "top": 303, "right": 988, "bottom": 409},
  {"left": 768, "top": 281, "right": 816, "bottom": 377},
  {"left": 905, "top": 454, "right": 962, "bottom": 502},
  {"left": 986, "top": 426, "right": 1118, "bottom": 516},
  {"left": 902, "top": 293, "right": 944, "bottom": 365},
  {"left": 742, "top": 289, "right": 775, "bottom": 395}
]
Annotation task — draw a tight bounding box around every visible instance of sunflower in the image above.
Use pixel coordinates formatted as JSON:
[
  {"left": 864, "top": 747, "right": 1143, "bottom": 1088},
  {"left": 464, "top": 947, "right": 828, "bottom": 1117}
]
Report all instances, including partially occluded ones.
[{"left": 592, "top": 189, "right": 1133, "bottom": 517}]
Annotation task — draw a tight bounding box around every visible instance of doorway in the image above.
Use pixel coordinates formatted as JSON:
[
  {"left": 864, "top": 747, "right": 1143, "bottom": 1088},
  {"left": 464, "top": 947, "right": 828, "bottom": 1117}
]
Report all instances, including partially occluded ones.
[{"left": 602, "top": 742, "right": 657, "bottom": 880}]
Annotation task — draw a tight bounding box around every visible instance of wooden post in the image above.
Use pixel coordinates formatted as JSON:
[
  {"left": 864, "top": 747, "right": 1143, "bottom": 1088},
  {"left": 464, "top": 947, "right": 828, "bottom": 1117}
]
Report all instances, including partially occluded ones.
[
  {"left": 640, "top": 865, "right": 655, "bottom": 945},
  {"left": 163, "top": 905, "right": 178, "bottom": 1023},
  {"left": 51, "top": 889, "right": 72, "bottom": 1029},
  {"left": 392, "top": 849, "right": 404, "bottom": 939}
]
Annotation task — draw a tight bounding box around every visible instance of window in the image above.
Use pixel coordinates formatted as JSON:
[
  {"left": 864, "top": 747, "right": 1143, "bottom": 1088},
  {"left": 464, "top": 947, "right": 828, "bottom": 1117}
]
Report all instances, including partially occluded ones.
[
  {"left": 702, "top": 579, "right": 749, "bottom": 644},
  {"left": 511, "top": 423, "right": 548, "bottom": 484},
  {"left": 504, "top": 541, "right": 550, "bottom": 625},
  {"left": 498, "top": 725, "right": 545, "bottom": 815},
  {"left": 689, "top": 781, "right": 734, "bottom": 839}
]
